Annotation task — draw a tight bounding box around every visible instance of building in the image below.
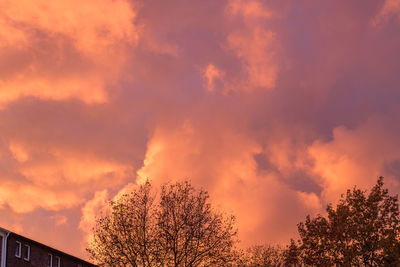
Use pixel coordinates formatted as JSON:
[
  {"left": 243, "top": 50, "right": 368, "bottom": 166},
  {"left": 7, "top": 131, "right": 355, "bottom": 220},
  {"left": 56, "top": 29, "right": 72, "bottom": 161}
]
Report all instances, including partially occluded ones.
[{"left": 0, "top": 227, "right": 96, "bottom": 267}]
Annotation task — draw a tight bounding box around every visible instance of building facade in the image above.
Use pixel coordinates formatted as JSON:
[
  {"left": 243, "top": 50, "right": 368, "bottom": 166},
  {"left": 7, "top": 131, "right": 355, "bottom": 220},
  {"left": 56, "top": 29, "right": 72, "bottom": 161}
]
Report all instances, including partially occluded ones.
[{"left": 0, "top": 228, "right": 96, "bottom": 267}]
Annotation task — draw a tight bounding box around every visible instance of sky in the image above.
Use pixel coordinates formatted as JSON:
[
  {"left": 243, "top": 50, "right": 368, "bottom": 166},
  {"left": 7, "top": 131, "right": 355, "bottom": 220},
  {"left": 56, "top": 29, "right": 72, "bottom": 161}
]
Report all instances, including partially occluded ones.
[{"left": 1, "top": 0, "right": 400, "bottom": 259}]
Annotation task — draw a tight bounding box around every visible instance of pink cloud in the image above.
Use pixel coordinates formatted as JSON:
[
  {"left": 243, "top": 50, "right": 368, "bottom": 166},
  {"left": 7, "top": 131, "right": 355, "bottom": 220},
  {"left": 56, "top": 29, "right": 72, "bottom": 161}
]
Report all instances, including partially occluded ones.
[
  {"left": 225, "top": 0, "right": 278, "bottom": 91},
  {"left": 374, "top": 0, "right": 400, "bottom": 24},
  {"left": 203, "top": 64, "right": 223, "bottom": 92},
  {"left": 0, "top": 0, "right": 138, "bottom": 106},
  {"left": 308, "top": 116, "right": 400, "bottom": 204},
  {"left": 0, "top": 0, "right": 400, "bottom": 260}
]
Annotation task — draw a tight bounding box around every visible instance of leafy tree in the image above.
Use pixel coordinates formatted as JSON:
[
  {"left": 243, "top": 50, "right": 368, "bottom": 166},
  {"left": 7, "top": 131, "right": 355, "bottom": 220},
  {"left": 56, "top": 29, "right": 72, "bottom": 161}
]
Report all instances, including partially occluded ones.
[
  {"left": 87, "top": 180, "right": 237, "bottom": 267},
  {"left": 297, "top": 177, "right": 400, "bottom": 266},
  {"left": 282, "top": 239, "right": 300, "bottom": 266},
  {"left": 247, "top": 245, "right": 282, "bottom": 266},
  {"left": 230, "top": 244, "right": 284, "bottom": 267}
]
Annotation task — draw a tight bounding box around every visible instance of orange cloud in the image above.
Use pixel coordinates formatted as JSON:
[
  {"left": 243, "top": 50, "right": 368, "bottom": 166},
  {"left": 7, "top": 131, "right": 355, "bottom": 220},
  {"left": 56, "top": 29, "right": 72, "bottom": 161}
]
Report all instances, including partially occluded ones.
[
  {"left": 79, "top": 189, "right": 109, "bottom": 248},
  {"left": 0, "top": 77, "right": 107, "bottom": 107},
  {"left": 135, "top": 120, "right": 322, "bottom": 246},
  {"left": 0, "top": 139, "right": 133, "bottom": 213},
  {"left": 226, "top": 1, "right": 278, "bottom": 91},
  {"left": 51, "top": 214, "right": 68, "bottom": 226},
  {"left": 0, "top": 0, "right": 138, "bottom": 106},
  {"left": 9, "top": 142, "right": 29, "bottom": 163},
  {"left": 80, "top": 190, "right": 109, "bottom": 231},
  {"left": 374, "top": 0, "right": 400, "bottom": 24},
  {"left": 0, "top": 181, "right": 81, "bottom": 213},
  {"left": 308, "top": 116, "right": 400, "bottom": 204},
  {"left": 0, "top": 0, "right": 400, "bottom": 261},
  {"left": 227, "top": 0, "right": 272, "bottom": 19},
  {"left": 203, "top": 64, "right": 223, "bottom": 92},
  {"left": 20, "top": 156, "right": 130, "bottom": 187},
  {"left": 0, "top": 0, "right": 138, "bottom": 54}
]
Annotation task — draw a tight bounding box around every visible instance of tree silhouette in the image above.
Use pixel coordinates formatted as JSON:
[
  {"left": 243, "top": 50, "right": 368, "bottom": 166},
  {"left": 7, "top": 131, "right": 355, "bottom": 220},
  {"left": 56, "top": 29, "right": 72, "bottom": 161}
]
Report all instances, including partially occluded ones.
[
  {"left": 297, "top": 177, "right": 400, "bottom": 266},
  {"left": 87, "top": 181, "right": 160, "bottom": 266},
  {"left": 231, "top": 244, "right": 284, "bottom": 266},
  {"left": 282, "top": 239, "right": 300, "bottom": 266},
  {"left": 87, "top": 180, "right": 237, "bottom": 267}
]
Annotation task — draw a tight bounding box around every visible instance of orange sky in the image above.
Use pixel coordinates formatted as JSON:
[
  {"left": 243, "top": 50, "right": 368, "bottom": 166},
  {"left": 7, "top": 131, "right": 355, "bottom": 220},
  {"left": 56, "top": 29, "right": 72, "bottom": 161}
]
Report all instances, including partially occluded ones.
[{"left": 1, "top": 0, "right": 400, "bottom": 259}]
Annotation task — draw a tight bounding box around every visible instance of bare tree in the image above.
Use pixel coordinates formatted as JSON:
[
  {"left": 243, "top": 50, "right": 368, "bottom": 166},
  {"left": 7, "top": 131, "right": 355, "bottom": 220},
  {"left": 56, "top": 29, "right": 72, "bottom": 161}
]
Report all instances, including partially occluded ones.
[
  {"left": 87, "top": 181, "right": 161, "bottom": 267},
  {"left": 87, "top": 180, "right": 237, "bottom": 267},
  {"left": 156, "top": 181, "right": 237, "bottom": 266}
]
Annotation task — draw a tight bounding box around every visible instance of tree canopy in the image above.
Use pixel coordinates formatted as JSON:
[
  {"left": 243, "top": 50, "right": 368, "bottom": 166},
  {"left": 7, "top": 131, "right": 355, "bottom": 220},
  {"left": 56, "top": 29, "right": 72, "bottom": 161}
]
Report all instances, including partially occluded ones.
[
  {"left": 87, "top": 181, "right": 237, "bottom": 267},
  {"left": 297, "top": 177, "right": 400, "bottom": 266},
  {"left": 87, "top": 177, "right": 400, "bottom": 266}
]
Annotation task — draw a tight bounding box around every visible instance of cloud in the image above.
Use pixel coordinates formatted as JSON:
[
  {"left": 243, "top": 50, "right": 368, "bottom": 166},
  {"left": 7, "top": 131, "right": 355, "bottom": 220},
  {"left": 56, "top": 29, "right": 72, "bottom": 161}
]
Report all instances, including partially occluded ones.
[
  {"left": 1, "top": 0, "right": 400, "bottom": 260},
  {"left": 374, "top": 0, "right": 400, "bottom": 24},
  {"left": 0, "top": 147, "right": 133, "bottom": 213},
  {"left": 9, "top": 142, "right": 29, "bottom": 163},
  {"left": 203, "top": 64, "right": 223, "bottom": 92},
  {"left": 0, "top": 181, "right": 81, "bottom": 213},
  {"left": 79, "top": 189, "right": 109, "bottom": 247},
  {"left": 225, "top": 0, "right": 278, "bottom": 91},
  {"left": 51, "top": 214, "right": 68, "bottom": 226},
  {"left": 308, "top": 116, "right": 400, "bottom": 204},
  {"left": 227, "top": 0, "right": 272, "bottom": 19},
  {"left": 0, "top": 0, "right": 138, "bottom": 106},
  {"left": 0, "top": 101, "right": 138, "bottom": 214},
  {"left": 135, "top": 120, "right": 322, "bottom": 245},
  {"left": 227, "top": 29, "right": 277, "bottom": 90}
]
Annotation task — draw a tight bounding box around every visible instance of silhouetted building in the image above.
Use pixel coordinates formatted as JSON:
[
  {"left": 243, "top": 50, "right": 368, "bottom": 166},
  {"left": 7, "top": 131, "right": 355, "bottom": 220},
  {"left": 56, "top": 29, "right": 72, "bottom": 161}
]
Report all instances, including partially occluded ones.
[{"left": 0, "top": 227, "right": 96, "bottom": 267}]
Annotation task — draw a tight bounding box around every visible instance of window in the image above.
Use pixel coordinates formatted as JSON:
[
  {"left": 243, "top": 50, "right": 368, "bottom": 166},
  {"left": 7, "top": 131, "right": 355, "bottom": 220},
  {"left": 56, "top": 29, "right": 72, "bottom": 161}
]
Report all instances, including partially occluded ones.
[
  {"left": 15, "top": 241, "right": 21, "bottom": 258},
  {"left": 55, "top": 256, "right": 61, "bottom": 267},
  {"left": 23, "top": 244, "right": 30, "bottom": 261},
  {"left": 47, "top": 254, "right": 53, "bottom": 267}
]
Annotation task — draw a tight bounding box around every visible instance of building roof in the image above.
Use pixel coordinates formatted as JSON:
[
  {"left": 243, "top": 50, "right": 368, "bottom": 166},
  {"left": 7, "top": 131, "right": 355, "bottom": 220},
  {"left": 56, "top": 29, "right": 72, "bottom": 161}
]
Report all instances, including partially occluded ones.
[{"left": 0, "top": 227, "right": 96, "bottom": 266}]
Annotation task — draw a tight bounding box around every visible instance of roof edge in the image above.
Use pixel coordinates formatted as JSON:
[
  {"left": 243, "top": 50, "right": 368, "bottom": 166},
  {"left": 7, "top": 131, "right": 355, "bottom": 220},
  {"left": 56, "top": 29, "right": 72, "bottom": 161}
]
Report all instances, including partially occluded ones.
[
  {"left": 0, "top": 227, "right": 10, "bottom": 235},
  {"left": 0, "top": 226, "right": 96, "bottom": 266}
]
